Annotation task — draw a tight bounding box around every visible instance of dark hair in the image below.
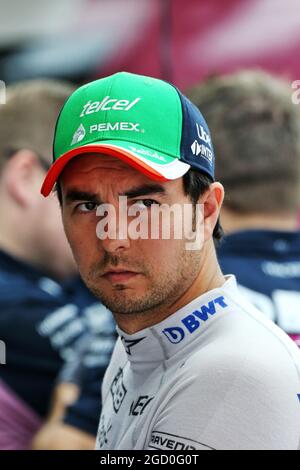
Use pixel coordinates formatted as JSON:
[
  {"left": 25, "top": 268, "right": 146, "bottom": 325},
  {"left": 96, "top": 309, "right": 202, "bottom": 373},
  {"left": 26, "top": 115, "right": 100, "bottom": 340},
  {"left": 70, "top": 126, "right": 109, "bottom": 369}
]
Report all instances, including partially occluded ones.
[
  {"left": 183, "top": 169, "right": 224, "bottom": 244},
  {"left": 55, "top": 180, "right": 62, "bottom": 205}
]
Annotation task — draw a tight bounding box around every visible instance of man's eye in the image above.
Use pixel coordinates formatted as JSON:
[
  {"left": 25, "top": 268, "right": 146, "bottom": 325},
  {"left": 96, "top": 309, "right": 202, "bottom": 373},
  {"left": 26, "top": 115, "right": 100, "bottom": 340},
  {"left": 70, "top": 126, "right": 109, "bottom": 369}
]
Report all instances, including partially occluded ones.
[
  {"left": 76, "top": 202, "right": 97, "bottom": 213},
  {"left": 134, "top": 199, "right": 160, "bottom": 208}
]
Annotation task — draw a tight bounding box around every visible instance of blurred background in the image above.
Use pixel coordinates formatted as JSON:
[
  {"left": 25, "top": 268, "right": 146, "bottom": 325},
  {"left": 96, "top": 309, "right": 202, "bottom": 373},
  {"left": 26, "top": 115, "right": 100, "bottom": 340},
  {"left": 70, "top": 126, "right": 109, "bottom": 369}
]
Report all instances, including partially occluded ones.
[
  {"left": 1, "top": 0, "right": 300, "bottom": 452},
  {"left": 1, "top": 0, "right": 300, "bottom": 89}
]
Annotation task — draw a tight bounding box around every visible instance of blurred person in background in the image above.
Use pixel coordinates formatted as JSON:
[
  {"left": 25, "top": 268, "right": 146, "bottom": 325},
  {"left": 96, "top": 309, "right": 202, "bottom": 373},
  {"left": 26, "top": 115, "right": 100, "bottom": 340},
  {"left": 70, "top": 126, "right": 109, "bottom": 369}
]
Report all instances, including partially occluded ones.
[
  {"left": 0, "top": 80, "right": 115, "bottom": 449},
  {"left": 188, "top": 70, "right": 300, "bottom": 347},
  {"left": 32, "top": 313, "right": 116, "bottom": 450}
]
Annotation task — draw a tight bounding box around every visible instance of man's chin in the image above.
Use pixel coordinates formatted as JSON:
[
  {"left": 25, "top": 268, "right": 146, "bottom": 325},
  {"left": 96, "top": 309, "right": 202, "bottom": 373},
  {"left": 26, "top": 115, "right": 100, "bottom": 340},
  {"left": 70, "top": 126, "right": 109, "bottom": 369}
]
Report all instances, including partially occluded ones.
[
  {"left": 85, "top": 284, "right": 143, "bottom": 313},
  {"left": 84, "top": 277, "right": 166, "bottom": 314},
  {"left": 102, "top": 292, "right": 164, "bottom": 316}
]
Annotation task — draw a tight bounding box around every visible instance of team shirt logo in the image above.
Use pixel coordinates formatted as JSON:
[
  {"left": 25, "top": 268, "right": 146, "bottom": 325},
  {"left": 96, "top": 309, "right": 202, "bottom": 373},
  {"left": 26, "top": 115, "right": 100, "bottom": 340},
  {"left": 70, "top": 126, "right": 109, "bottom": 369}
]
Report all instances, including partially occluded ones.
[
  {"left": 97, "top": 415, "right": 112, "bottom": 448},
  {"left": 110, "top": 368, "right": 127, "bottom": 413},
  {"left": 129, "top": 395, "right": 154, "bottom": 416},
  {"left": 149, "top": 431, "right": 211, "bottom": 450},
  {"left": 163, "top": 296, "right": 228, "bottom": 344}
]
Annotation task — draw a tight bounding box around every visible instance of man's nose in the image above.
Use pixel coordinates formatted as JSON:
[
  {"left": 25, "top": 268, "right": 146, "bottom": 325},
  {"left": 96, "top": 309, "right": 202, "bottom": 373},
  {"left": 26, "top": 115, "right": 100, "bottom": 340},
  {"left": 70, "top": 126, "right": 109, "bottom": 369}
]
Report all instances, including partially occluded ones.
[{"left": 96, "top": 204, "right": 131, "bottom": 253}]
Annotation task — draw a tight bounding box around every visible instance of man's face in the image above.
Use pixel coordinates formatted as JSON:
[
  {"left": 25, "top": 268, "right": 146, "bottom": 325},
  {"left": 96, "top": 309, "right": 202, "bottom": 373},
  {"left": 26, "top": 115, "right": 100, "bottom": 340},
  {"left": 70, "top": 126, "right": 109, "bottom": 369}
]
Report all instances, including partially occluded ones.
[{"left": 61, "top": 154, "right": 202, "bottom": 316}]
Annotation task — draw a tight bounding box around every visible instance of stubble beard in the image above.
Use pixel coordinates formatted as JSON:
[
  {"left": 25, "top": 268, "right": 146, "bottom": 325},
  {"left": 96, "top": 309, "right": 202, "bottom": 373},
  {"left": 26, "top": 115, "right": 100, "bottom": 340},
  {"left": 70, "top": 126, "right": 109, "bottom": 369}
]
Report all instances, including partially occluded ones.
[{"left": 83, "top": 248, "right": 201, "bottom": 317}]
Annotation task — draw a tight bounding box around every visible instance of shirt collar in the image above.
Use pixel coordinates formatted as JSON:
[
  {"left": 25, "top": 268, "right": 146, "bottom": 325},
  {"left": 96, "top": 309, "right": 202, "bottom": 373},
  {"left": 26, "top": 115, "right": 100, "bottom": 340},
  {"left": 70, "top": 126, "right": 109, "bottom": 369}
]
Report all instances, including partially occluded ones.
[{"left": 117, "top": 275, "right": 238, "bottom": 371}]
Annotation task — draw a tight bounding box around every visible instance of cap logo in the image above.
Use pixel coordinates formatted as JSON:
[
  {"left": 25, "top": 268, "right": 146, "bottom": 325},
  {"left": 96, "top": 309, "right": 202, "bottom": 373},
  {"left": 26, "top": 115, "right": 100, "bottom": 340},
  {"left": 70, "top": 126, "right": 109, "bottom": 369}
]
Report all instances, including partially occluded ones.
[
  {"left": 191, "top": 140, "right": 202, "bottom": 156},
  {"left": 191, "top": 123, "right": 213, "bottom": 162},
  {"left": 80, "top": 96, "right": 141, "bottom": 117},
  {"left": 128, "top": 146, "right": 167, "bottom": 162},
  {"left": 196, "top": 123, "right": 211, "bottom": 147},
  {"left": 71, "top": 124, "right": 86, "bottom": 145},
  {"left": 191, "top": 140, "right": 213, "bottom": 162},
  {"left": 90, "top": 122, "right": 141, "bottom": 134}
]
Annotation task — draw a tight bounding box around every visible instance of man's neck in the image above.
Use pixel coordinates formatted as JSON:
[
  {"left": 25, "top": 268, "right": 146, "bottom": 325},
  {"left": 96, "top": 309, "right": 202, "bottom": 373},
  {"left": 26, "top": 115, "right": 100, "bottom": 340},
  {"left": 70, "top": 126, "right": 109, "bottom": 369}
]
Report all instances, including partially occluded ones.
[{"left": 114, "top": 241, "right": 226, "bottom": 334}]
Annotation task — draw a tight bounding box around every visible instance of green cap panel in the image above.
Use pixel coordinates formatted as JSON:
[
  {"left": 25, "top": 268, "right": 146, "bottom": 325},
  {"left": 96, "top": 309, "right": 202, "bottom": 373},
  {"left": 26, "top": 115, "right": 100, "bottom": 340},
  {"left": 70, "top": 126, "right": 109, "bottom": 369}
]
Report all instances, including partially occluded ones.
[{"left": 54, "top": 72, "right": 183, "bottom": 163}]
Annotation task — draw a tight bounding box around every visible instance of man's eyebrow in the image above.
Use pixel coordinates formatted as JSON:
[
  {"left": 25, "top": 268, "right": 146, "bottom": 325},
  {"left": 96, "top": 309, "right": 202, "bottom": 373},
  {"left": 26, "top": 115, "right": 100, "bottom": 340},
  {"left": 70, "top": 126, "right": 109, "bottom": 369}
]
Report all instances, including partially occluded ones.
[
  {"left": 122, "top": 184, "right": 166, "bottom": 199},
  {"left": 63, "top": 184, "right": 166, "bottom": 204},
  {"left": 64, "top": 189, "right": 102, "bottom": 204}
]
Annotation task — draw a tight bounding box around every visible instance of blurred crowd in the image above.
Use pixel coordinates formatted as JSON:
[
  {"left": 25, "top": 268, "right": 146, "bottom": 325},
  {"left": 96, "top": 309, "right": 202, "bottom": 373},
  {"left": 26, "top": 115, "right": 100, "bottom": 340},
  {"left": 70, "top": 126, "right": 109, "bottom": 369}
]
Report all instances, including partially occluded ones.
[
  {"left": 0, "top": 0, "right": 300, "bottom": 450},
  {"left": 0, "top": 0, "right": 300, "bottom": 452}
]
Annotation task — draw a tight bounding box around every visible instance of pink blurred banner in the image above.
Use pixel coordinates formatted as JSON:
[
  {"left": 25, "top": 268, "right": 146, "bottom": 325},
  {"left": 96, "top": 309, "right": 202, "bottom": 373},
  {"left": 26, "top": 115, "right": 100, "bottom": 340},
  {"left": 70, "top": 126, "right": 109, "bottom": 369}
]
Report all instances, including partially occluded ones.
[{"left": 95, "top": 0, "right": 300, "bottom": 89}]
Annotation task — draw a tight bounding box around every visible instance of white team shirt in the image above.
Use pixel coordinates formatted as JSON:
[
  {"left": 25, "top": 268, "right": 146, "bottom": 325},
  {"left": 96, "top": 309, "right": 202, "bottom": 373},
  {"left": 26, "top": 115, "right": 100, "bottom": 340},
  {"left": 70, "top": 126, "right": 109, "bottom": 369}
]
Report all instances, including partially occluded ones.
[{"left": 96, "top": 275, "right": 300, "bottom": 450}]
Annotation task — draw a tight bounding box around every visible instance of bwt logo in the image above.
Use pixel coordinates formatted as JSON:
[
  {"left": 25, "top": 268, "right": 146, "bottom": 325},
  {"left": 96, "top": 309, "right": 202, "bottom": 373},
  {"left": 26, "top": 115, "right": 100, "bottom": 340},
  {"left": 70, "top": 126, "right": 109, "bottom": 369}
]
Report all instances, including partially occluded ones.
[
  {"left": 0, "top": 80, "right": 6, "bottom": 105},
  {"left": 0, "top": 340, "right": 6, "bottom": 365},
  {"left": 163, "top": 296, "right": 228, "bottom": 344}
]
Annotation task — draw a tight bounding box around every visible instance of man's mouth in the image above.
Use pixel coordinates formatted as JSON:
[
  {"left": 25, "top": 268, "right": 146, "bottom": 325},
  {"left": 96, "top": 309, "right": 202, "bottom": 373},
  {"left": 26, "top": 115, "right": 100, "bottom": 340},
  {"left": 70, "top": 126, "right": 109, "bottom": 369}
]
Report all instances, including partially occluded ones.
[{"left": 102, "top": 268, "right": 140, "bottom": 284}]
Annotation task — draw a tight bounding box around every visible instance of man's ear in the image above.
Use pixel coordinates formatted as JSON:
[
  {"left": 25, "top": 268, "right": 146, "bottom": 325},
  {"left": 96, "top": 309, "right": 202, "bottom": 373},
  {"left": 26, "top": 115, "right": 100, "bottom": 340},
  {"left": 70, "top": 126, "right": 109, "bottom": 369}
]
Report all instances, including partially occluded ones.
[
  {"left": 200, "top": 182, "right": 224, "bottom": 241},
  {"left": 2, "top": 150, "right": 41, "bottom": 207}
]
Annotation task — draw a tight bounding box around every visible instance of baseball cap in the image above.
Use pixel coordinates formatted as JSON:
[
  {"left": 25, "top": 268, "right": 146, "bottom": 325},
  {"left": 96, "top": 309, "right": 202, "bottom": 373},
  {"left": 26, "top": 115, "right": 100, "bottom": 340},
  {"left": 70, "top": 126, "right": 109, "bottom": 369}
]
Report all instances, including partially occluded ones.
[{"left": 41, "top": 72, "right": 215, "bottom": 197}]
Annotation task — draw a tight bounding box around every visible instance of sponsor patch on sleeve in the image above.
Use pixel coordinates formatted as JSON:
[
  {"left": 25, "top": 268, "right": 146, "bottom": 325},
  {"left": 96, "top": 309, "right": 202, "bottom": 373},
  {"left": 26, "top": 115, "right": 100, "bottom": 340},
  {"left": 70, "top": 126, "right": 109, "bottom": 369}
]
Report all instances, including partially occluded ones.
[{"left": 148, "top": 431, "right": 214, "bottom": 450}]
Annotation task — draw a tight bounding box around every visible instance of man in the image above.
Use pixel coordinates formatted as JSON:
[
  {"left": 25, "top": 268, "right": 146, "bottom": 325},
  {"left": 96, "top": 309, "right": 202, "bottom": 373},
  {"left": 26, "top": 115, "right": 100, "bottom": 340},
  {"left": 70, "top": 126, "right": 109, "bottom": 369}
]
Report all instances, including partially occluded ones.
[
  {"left": 41, "top": 72, "right": 300, "bottom": 450},
  {"left": 0, "top": 80, "right": 115, "bottom": 449},
  {"left": 187, "top": 70, "right": 300, "bottom": 347}
]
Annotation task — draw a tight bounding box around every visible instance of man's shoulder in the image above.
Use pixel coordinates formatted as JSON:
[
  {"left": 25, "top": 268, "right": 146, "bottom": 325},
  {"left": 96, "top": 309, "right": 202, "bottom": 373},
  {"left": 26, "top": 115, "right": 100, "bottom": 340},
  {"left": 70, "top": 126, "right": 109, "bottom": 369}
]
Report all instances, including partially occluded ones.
[
  {"left": 236, "top": 294, "right": 300, "bottom": 359},
  {"left": 167, "top": 331, "right": 300, "bottom": 422},
  {"left": 177, "top": 292, "right": 300, "bottom": 387}
]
